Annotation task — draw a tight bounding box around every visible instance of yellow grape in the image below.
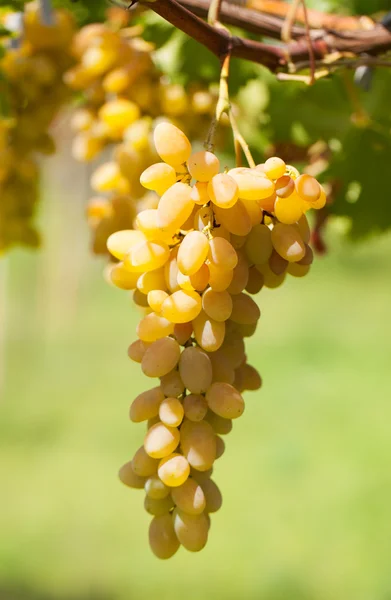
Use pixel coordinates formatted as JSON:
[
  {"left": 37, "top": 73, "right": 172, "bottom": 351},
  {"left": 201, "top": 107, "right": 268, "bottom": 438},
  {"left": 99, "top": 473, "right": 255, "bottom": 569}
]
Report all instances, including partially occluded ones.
[
  {"left": 99, "top": 99, "right": 140, "bottom": 136},
  {"left": 132, "top": 446, "right": 158, "bottom": 477},
  {"left": 244, "top": 224, "right": 273, "bottom": 265},
  {"left": 263, "top": 156, "right": 286, "bottom": 180},
  {"left": 296, "top": 214, "right": 311, "bottom": 244},
  {"left": 148, "top": 290, "right": 169, "bottom": 313},
  {"left": 109, "top": 262, "right": 139, "bottom": 290},
  {"left": 271, "top": 223, "right": 306, "bottom": 262},
  {"left": 275, "top": 175, "right": 295, "bottom": 198},
  {"left": 202, "top": 288, "right": 232, "bottom": 322},
  {"left": 173, "top": 322, "right": 193, "bottom": 345},
  {"left": 137, "top": 313, "right": 174, "bottom": 342},
  {"left": 145, "top": 475, "right": 170, "bottom": 499},
  {"left": 118, "top": 461, "right": 146, "bottom": 489},
  {"left": 153, "top": 122, "right": 192, "bottom": 167},
  {"left": 191, "top": 181, "right": 210, "bottom": 205},
  {"left": 228, "top": 167, "right": 275, "bottom": 200},
  {"left": 187, "top": 151, "right": 220, "bottom": 182},
  {"left": 130, "top": 387, "right": 164, "bottom": 423},
  {"left": 207, "top": 173, "right": 239, "bottom": 209},
  {"left": 208, "top": 264, "right": 234, "bottom": 292},
  {"left": 269, "top": 249, "right": 288, "bottom": 276},
  {"left": 144, "top": 422, "right": 180, "bottom": 459},
  {"left": 215, "top": 436, "right": 225, "bottom": 459},
  {"left": 149, "top": 514, "right": 180, "bottom": 559},
  {"left": 231, "top": 293, "right": 261, "bottom": 325},
  {"left": 137, "top": 268, "right": 167, "bottom": 294},
  {"left": 192, "top": 310, "right": 226, "bottom": 352},
  {"left": 135, "top": 209, "right": 175, "bottom": 243},
  {"left": 303, "top": 186, "right": 327, "bottom": 210},
  {"left": 295, "top": 173, "right": 321, "bottom": 204},
  {"left": 188, "top": 264, "right": 210, "bottom": 292},
  {"left": 91, "top": 161, "right": 129, "bottom": 193},
  {"left": 161, "top": 83, "right": 188, "bottom": 116},
  {"left": 298, "top": 244, "right": 314, "bottom": 266},
  {"left": 274, "top": 193, "right": 304, "bottom": 225},
  {"left": 107, "top": 229, "right": 145, "bottom": 260},
  {"left": 128, "top": 339, "right": 151, "bottom": 363},
  {"left": 140, "top": 163, "right": 177, "bottom": 196},
  {"left": 181, "top": 204, "right": 199, "bottom": 231},
  {"left": 144, "top": 495, "right": 175, "bottom": 517},
  {"left": 133, "top": 289, "right": 148, "bottom": 308},
  {"left": 227, "top": 252, "right": 249, "bottom": 295},
  {"left": 245, "top": 267, "right": 264, "bottom": 295},
  {"left": 158, "top": 453, "right": 190, "bottom": 487},
  {"left": 141, "top": 337, "right": 181, "bottom": 378},
  {"left": 157, "top": 182, "right": 194, "bottom": 232},
  {"left": 124, "top": 240, "right": 170, "bottom": 273},
  {"left": 214, "top": 201, "right": 252, "bottom": 236},
  {"left": 72, "top": 132, "right": 104, "bottom": 161},
  {"left": 179, "top": 346, "right": 213, "bottom": 394},
  {"left": 160, "top": 370, "right": 185, "bottom": 397},
  {"left": 171, "top": 478, "right": 206, "bottom": 515},
  {"left": 256, "top": 262, "right": 286, "bottom": 289},
  {"left": 177, "top": 231, "right": 209, "bottom": 276},
  {"left": 199, "top": 478, "right": 223, "bottom": 513},
  {"left": 183, "top": 394, "right": 208, "bottom": 422},
  {"left": 258, "top": 191, "right": 276, "bottom": 213},
  {"left": 208, "top": 237, "right": 238, "bottom": 270},
  {"left": 161, "top": 289, "right": 202, "bottom": 324},
  {"left": 242, "top": 198, "right": 263, "bottom": 225},
  {"left": 173, "top": 509, "right": 209, "bottom": 552},
  {"left": 205, "top": 411, "right": 233, "bottom": 435},
  {"left": 180, "top": 419, "right": 217, "bottom": 471},
  {"left": 102, "top": 67, "right": 131, "bottom": 94},
  {"left": 209, "top": 352, "right": 235, "bottom": 385},
  {"left": 206, "top": 382, "right": 244, "bottom": 419},
  {"left": 288, "top": 262, "right": 311, "bottom": 277},
  {"left": 159, "top": 397, "right": 185, "bottom": 427},
  {"left": 219, "top": 332, "right": 245, "bottom": 369},
  {"left": 230, "top": 235, "right": 247, "bottom": 250},
  {"left": 240, "top": 364, "right": 262, "bottom": 391},
  {"left": 164, "top": 247, "right": 181, "bottom": 293}
]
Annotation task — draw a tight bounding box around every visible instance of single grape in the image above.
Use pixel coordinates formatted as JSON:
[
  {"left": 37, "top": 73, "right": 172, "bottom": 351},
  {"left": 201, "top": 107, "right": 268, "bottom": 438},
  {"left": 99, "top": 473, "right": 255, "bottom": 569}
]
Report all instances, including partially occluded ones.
[
  {"left": 179, "top": 346, "right": 213, "bottom": 394},
  {"left": 153, "top": 122, "right": 192, "bottom": 167},
  {"left": 141, "top": 337, "right": 181, "bottom": 378},
  {"left": 158, "top": 453, "right": 190, "bottom": 487},
  {"left": 159, "top": 397, "right": 185, "bottom": 428},
  {"left": 171, "top": 477, "right": 206, "bottom": 515},
  {"left": 207, "top": 173, "right": 239, "bottom": 209},
  {"left": 144, "top": 422, "right": 180, "bottom": 459},
  {"left": 187, "top": 151, "right": 220, "bottom": 182},
  {"left": 149, "top": 514, "right": 180, "bottom": 559},
  {"left": 206, "top": 382, "right": 245, "bottom": 419}
]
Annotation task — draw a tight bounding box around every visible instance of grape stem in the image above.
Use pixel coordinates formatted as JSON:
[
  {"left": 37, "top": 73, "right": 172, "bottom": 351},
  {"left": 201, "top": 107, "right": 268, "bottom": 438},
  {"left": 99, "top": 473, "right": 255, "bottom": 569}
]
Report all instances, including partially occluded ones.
[
  {"left": 139, "top": 0, "right": 391, "bottom": 74},
  {"left": 229, "top": 109, "right": 255, "bottom": 168}
]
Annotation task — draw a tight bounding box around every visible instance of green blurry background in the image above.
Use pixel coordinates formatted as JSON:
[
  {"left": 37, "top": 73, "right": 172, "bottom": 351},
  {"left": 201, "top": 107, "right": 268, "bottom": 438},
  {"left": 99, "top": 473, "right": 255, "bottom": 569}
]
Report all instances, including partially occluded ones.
[{"left": 1, "top": 136, "right": 391, "bottom": 600}]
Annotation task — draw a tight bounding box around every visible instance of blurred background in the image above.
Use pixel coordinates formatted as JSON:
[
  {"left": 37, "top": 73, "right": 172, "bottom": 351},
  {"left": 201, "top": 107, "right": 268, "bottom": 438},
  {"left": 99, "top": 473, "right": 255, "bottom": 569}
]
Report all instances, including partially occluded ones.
[{"left": 1, "top": 121, "right": 391, "bottom": 600}]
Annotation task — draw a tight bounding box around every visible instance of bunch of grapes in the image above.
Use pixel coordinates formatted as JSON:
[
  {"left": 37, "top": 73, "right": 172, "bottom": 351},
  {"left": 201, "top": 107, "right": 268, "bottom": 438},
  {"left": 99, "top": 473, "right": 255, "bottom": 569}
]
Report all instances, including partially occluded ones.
[
  {"left": 64, "top": 19, "right": 226, "bottom": 257},
  {"left": 106, "top": 122, "right": 326, "bottom": 558},
  {"left": 0, "top": 2, "right": 75, "bottom": 252}
]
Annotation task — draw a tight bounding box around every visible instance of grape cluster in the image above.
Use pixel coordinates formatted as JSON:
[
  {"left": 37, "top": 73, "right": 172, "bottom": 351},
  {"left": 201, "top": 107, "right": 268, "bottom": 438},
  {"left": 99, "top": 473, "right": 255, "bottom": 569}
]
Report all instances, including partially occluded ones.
[
  {"left": 64, "top": 20, "right": 226, "bottom": 257},
  {"left": 107, "top": 122, "right": 326, "bottom": 558},
  {"left": 0, "top": 3, "right": 74, "bottom": 251}
]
